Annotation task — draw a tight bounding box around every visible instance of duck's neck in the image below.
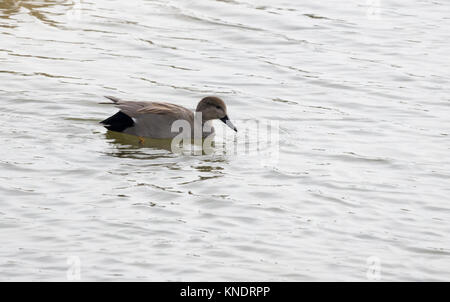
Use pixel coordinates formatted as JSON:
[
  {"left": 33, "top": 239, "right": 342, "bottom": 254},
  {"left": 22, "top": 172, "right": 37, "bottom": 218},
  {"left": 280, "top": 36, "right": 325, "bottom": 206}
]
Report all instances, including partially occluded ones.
[
  {"left": 193, "top": 112, "right": 214, "bottom": 137},
  {"left": 193, "top": 111, "right": 209, "bottom": 125}
]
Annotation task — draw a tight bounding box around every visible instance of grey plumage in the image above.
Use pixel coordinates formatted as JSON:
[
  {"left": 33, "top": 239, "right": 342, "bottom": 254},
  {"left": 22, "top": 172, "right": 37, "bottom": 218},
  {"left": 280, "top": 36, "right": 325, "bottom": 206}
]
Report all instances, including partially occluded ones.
[{"left": 100, "top": 96, "right": 236, "bottom": 139}]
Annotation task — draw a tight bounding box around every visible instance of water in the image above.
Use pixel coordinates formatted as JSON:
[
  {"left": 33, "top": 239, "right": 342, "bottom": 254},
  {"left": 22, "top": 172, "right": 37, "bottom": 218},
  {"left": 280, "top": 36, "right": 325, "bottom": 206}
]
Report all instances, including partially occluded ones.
[{"left": 1, "top": 0, "right": 450, "bottom": 281}]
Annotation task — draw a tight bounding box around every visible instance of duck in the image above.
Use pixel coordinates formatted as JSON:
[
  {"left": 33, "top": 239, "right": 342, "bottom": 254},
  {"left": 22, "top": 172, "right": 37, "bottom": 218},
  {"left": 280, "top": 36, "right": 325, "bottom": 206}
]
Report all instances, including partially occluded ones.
[{"left": 100, "top": 96, "right": 237, "bottom": 139}]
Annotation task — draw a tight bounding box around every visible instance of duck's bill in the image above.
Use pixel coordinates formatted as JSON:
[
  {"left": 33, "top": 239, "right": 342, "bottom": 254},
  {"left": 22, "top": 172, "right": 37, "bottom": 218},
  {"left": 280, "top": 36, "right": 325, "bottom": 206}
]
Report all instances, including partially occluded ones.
[{"left": 220, "top": 115, "right": 237, "bottom": 132}]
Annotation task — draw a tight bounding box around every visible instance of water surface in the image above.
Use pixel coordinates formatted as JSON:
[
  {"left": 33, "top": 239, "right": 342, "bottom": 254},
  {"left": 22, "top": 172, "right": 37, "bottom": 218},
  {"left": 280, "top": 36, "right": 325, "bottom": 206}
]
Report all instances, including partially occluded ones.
[{"left": 1, "top": 0, "right": 450, "bottom": 281}]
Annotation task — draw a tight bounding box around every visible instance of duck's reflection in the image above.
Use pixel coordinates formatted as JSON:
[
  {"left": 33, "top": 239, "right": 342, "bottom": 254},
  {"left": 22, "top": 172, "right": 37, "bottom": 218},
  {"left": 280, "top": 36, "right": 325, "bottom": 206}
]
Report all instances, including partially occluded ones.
[
  {"left": 104, "top": 131, "right": 173, "bottom": 160},
  {"left": 106, "top": 131, "right": 173, "bottom": 150},
  {"left": 104, "top": 131, "right": 223, "bottom": 159},
  {"left": 104, "top": 131, "right": 229, "bottom": 182}
]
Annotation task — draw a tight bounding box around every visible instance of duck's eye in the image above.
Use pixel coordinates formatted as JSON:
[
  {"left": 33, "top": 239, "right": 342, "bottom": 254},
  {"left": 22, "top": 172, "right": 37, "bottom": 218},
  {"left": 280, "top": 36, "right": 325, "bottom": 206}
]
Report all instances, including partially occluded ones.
[{"left": 216, "top": 106, "right": 221, "bottom": 110}]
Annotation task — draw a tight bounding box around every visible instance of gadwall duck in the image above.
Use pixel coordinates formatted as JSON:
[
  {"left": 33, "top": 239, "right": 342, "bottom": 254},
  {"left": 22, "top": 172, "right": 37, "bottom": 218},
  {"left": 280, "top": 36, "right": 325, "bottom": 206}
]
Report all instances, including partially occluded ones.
[{"left": 100, "top": 96, "right": 237, "bottom": 139}]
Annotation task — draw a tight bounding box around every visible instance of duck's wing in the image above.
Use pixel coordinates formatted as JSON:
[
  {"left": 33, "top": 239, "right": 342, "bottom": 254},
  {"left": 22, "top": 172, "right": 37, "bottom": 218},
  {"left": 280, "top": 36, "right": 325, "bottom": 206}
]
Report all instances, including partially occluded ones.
[
  {"left": 103, "top": 96, "right": 191, "bottom": 119},
  {"left": 137, "top": 102, "right": 192, "bottom": 118},
  {"left": 103, "top": 96, "right": 150, "bottom": 118}
]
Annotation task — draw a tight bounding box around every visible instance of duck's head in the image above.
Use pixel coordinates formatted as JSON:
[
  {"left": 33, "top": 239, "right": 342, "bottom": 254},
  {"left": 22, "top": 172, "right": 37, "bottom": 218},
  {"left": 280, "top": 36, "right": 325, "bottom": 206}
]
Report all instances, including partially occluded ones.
[{"left": 196, "top": 96, "right": 237, "bottom": 132}]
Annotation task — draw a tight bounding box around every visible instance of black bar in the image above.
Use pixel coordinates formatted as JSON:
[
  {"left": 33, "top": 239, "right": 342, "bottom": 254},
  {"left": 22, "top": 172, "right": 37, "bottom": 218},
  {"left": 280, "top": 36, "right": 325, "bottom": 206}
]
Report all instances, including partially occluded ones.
[{"left": 0, "top": 282, "right": 445, "bottom": 300}]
